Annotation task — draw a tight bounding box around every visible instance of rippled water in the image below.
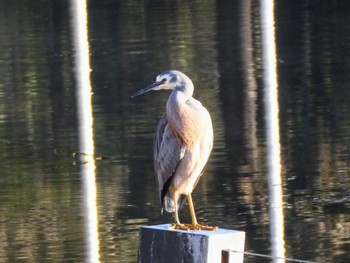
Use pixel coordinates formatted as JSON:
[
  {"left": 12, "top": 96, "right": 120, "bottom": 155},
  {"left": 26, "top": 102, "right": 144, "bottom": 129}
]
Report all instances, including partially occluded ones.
[{"left": 0, "top": 1, "right": 349, "bottom": 262}]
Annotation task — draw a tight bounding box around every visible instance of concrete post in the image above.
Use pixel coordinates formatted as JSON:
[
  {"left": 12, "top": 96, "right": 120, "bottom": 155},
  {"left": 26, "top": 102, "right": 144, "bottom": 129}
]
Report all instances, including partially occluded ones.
[{"left": 138, "top": 224, "right": 245, "bottom": 263}]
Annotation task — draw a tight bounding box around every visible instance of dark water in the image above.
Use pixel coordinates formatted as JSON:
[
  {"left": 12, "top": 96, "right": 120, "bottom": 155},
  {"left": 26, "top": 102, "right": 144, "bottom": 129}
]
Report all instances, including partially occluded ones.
[{"left": 0, "top": 0, "right": 349, "bottom": 262}]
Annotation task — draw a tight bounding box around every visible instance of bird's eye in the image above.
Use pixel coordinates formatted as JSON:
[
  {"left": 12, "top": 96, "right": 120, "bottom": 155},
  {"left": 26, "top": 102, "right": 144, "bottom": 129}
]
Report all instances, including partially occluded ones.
[{"left": 161, "top": 78, "right": 167, "bottom": 83}]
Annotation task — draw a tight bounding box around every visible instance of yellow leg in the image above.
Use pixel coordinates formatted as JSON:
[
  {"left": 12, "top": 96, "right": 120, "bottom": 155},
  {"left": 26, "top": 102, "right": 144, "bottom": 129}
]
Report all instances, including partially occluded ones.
[
  {"left": 186, "top": 194, "right": 217, "bottom": 230},
  {"left": 173, "top": 189, "right": 181, "bottom": 225},
  {"left": 187, "top": 193, "right": 198, "bottom": 226},
  {"left": 169, "top": 188, "right": 185, "bottom": 229},
  {"left": 169, "top": 192, "right": 218, "bottom": 231}
]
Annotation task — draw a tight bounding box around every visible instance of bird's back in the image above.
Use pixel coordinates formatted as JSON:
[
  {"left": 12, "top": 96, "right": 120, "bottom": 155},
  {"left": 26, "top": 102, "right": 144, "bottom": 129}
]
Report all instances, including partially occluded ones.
[{"left": 153, "top": 114, "right": 186, "bottom": 212}]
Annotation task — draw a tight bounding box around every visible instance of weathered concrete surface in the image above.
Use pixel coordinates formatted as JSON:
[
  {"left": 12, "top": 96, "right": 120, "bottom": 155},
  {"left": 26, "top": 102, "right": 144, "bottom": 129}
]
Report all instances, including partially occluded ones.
[{"left": 138, "top": 224, "right": 245, "bottom": 263}]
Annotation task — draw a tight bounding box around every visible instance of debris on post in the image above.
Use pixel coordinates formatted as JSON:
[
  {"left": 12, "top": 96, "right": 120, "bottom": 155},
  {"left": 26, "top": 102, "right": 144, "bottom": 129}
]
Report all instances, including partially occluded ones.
[{"left": 138, "top": 224, "right": 245, "bottom": 263}]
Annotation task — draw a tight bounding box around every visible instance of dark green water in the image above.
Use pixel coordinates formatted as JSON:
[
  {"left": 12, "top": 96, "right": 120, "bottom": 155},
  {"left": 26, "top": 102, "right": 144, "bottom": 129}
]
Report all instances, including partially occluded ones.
[{"left": 0, "top": 1, "right": 349, "bottom": 262}]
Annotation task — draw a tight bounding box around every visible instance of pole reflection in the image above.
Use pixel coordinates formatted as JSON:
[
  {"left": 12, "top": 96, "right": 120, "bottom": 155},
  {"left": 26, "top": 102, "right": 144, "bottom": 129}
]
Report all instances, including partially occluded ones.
[
  {"left": 71, "top": 1, "right": 100, "bottom": 262},
  {"left": 261, "top": 0, "right": 286, "bottom": 262}
]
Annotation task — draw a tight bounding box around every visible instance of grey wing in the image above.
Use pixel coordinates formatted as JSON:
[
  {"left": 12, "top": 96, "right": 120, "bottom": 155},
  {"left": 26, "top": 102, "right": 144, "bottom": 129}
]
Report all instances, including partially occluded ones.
[{"left": 153, "top": 114, "right": 186, "bottom": 212}]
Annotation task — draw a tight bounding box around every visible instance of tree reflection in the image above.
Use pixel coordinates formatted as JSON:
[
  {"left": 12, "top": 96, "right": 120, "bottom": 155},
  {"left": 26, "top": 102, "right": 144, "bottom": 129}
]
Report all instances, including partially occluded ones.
[{"left": 0, "top": 0, "right": 349, "bottom": 262}]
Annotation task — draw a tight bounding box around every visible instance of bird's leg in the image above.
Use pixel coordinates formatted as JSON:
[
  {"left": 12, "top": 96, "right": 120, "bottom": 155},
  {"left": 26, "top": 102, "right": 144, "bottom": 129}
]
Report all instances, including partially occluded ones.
[
  {"left": 169, "top": 188, "right": 185, "bottom": 230},
  {"left": 184, "top": 193, "right": 218, "bottom": 231},
  {"left": 170, "top": 193, "right": 218, "bottom": 231},
  {"left": 173, "top": 192, "right": 181, "bottom": 225},
  {"left": 187, "top": 193, "right": 198, "bottom": 225}
]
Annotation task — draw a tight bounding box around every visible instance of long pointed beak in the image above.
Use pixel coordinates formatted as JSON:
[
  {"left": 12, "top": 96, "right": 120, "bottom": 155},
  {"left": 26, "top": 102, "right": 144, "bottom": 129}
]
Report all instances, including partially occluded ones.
[{"left": 131, "top": 81, "right": 163, "bottom": 98}]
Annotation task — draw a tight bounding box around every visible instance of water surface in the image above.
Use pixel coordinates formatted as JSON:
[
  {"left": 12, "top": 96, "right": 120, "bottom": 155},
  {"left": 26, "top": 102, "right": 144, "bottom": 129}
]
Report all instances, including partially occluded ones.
[{"left": 0, "top": 1, "right": 349, "bottom": 262}]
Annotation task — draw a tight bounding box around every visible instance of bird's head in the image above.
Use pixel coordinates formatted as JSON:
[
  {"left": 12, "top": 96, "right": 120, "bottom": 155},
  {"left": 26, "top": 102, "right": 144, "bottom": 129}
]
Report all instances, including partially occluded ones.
[{"left": 131, "top": 70, "right": 194, "bottom": 98}]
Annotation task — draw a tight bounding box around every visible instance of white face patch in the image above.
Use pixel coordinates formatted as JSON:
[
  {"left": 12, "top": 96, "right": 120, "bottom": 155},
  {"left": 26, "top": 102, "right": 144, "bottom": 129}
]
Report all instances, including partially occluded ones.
[{"left": 151, "top": 70, "right": 194, "bottom": 98}]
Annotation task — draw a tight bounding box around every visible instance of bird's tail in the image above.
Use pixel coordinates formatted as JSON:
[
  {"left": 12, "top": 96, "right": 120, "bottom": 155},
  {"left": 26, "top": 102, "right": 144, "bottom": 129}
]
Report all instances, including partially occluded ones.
[{"left": 161, "top": 194, "right": 186, "bottom": 214}]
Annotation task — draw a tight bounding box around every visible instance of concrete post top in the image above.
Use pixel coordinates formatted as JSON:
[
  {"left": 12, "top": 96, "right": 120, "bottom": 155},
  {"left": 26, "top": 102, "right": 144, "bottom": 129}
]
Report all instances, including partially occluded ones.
[{"left": 141, "top": 224, "right": 244, "bottom": 236}]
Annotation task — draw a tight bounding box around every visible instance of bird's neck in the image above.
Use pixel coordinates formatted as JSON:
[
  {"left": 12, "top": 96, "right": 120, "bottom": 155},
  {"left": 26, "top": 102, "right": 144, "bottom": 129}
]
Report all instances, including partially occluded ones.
[{"left": 175, "top": 83, "right": 194, "bottom": 98}]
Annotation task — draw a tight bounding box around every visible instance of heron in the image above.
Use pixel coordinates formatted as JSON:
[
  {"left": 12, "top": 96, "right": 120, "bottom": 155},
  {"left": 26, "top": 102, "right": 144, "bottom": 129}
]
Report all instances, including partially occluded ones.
[{"left": 131, "top": 70, "right": 217, "bottom": 231}]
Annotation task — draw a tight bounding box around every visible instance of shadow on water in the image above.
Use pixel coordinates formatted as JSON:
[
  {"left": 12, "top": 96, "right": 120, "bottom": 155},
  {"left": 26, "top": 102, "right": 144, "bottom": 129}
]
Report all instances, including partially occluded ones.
[{"left": 0, "top": 1, "right": 349, "bottom": 262}]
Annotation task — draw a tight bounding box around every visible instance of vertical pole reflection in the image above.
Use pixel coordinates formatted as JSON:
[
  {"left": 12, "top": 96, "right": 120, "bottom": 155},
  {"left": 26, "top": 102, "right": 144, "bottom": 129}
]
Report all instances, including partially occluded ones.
[
  {"left": 71, "top": 1, "right": 100, "bottom": 262},
  {"left": 260, "top": 0, "right": 286, "bottom": 262}
]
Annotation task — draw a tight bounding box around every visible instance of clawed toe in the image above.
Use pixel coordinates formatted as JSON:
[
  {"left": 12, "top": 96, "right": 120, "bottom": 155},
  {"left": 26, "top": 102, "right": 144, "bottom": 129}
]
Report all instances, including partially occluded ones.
[{"left": 169, "top": 223, "right": 218, "bottom": 231}]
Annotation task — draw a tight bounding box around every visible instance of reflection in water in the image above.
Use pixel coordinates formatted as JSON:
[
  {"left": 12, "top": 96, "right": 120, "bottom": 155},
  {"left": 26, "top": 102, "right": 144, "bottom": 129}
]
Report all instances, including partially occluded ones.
[
  {"left": 71, "top": 1, "right": 100, "bottom": 262},
  {"left": 261, "top": 0, "right": 285, "bottom": 262},
  {"left": 0, "top": 1, "right": 349, "bottom": 263}
]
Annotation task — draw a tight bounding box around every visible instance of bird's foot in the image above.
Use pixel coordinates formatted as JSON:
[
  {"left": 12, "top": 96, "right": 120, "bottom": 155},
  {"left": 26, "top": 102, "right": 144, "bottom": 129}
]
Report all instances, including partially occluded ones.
[{"left": 169, "top": 223, "right": 218, "bottom": 231}]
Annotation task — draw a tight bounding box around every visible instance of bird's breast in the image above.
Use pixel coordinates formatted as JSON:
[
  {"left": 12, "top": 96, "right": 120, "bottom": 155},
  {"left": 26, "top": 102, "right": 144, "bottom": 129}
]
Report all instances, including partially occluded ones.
[{"left": 166, "top": 91, "right": 212, "bottom": 149}]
